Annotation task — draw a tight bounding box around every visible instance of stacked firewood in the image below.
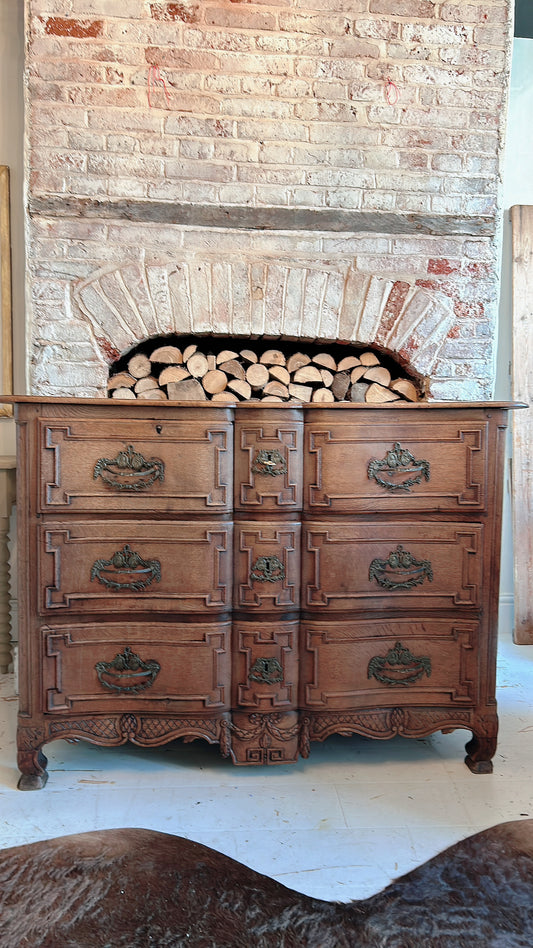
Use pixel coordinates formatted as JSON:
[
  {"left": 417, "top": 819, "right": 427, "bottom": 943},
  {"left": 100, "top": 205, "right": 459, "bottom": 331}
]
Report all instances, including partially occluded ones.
[{"left": 109, "top": 343, "right": 420, "bottom": 404}]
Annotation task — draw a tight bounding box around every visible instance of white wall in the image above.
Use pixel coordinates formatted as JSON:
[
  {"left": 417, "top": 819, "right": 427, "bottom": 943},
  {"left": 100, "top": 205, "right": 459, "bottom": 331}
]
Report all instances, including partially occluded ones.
[{"left": 0, "top": 0, "right": 24, "bottom": 456}]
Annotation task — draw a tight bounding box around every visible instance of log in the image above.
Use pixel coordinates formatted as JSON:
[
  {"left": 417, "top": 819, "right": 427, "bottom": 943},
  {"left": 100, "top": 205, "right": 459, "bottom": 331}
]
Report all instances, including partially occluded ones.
[
  {"left": 207, "top": 355, "right": 217, "bottom": 371},
  {"left": 167, "top": 379, "right": 206, "bottom": 401},
  {"left": 359, "top": 351, "right": 380, "bottom": 366},
  {"left": 286, "top": 352, "right": 311, "bottom": 374},
  {"left": 158, "top": 365, "right": 190, "bottom": 386},
  {"left": 264, "top": 381, "right": 289, "bottom": 399},
  {"left": 312, "top": 388, "right": 335, "bottom": 402},
  {"left": 137, "top": 388, "right": 168, "bottom": 400},
  {"left": 216, "top": 349, "right": 239, "bottom": 365},
  {"left": 269, "top": 365, "right": 291, "bottom": 385},
  {"left": 363, "top": 366, "right": 392, "bottom": 387},
  {"left": 261, "top": 395, "right": 284, "bottom": 402},
  {"left": 293, "top": 365, "right": 323, "bottom": 385},
  {"left": 183, "top": 344, "right": 197, "bottom": 361},
  {"left": 127, "top": 354, "right": 151, "bottom": 379},
  {"left": 202, "top": 369, "right": 228, "bottom": 395},
  {"left": 288, "top": 383, "right": 313, "bottom": 402},
  {"left": 331, "top": 372, "right": 350, "bottom": 401},
  {"left": 312, "top": 353, "right": 337, "bottom": 370},
  {"left": 337, "top": 356, "right": 361, "bottom": 372},
  {"left": 186, "top": 352, "right": 209, "bottom": 378},
  {"left": 365, "top": 383, "right": 401, "bottom": 403},
  {"left": 150, "top": 345, "right": 183, "bottom": 364},
  {"left": 246, "top": 363, "right": 270, "bottom": 390},
  {"left": 349, "top": 382, "right": 369, "bottom": 403},
  {"left": 134, "top": 376, "right": 159, "bottom": 394},
  {"left": 240, "top": 349, "right": 258, "bottom": 364},
  {"left": 227, "top": 379, "right": 252, "bottom": 400},
  {"left": 111, "top": 387, "right": 136, "bottom": 400},
  {"left": 108, "top": 372, "right": 135, "bottom": 391},
  {"left": 390, "top": 378, "right": 418, "bottom": 401},
  {"left": 211, "top": 391, "right": 236, "bottom": 403},
  {"left": 260, "top": 349, "right": 285, "bottom": 366},
  {"left": 350, "top": 365, "right": 367, "bottom": 383},
  {"left": 320, "top": 369, "right": 334, "bottom": 388},
  {"left": 219, "top": 360, "right": 246, "bottom": 381}
]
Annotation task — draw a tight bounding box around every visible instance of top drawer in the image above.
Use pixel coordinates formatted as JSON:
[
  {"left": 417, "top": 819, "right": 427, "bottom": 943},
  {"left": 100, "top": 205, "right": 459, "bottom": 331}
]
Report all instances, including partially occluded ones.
[
  {"left": 304, "top": 418, "right": 489, "bottom": 514},
  {"left": 234, "top": 409, "right": 303, "bottom": 513},
  {"left": 38, "top": 418, "right": 233, "bottom": 514}
]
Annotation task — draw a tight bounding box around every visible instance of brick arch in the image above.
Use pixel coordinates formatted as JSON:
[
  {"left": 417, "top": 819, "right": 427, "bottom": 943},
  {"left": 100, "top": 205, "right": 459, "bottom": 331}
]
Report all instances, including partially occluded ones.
[{"left": 72, "top": 258, "right": 455, "bottom": 397}]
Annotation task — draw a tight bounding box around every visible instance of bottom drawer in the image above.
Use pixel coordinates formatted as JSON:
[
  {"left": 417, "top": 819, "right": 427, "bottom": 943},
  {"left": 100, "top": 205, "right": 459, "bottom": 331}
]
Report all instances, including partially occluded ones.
[
  {"left": 300, "top": 618, "right": 479, "bottom": 710},
  {"left": 42, "top": 622, "right": 231, "bottom": 713}
]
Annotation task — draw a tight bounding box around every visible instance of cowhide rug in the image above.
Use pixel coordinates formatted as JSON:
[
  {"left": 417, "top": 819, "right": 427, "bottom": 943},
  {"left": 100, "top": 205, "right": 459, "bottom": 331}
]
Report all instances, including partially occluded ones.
[{"left": 0, "top": 820, "right": 532, "bottom": 947}]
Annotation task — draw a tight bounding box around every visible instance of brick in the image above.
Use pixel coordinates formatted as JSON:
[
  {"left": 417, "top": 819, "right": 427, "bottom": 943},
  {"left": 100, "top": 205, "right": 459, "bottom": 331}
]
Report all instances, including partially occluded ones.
[
  {"left": 150, "top": 3, "right": 200, "bottom": 23},
  {"left": 43, "top": 17, "right": 103, "bottom": 37},
  {"left": 369, "top": 0, "right": 435, "bottom": 15}
]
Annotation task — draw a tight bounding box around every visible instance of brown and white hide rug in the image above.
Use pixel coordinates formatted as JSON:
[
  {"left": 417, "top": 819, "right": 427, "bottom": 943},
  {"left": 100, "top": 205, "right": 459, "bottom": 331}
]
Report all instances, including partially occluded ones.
[{"left": 1, "top": 820, "right": 532, "bottom": 947}]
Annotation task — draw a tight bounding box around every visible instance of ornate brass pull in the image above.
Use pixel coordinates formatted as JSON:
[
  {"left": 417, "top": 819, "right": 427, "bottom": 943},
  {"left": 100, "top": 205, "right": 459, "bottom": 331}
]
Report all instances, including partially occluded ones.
[
  {"left": 369, "top": 544, "right": 433, "bottom": 590},
  {"left": 90, "top": 544, "right": 161, "bottom": 591},
  {"left": 95, "top": 646, "right": 160, "bottom": 694},
  {"left": 251, "top": 449, "right": 287, "bottom": 477},
  {"left": 249, "top": 657, "right": 284, "bottom": 684},
  {"left": 367, "top": 442, "right": 430, "bottom": 493},
  {"left": 94, "top": 444, "right": 165, "bottom": 491},
  {"left": 250, "top": 555, "right": 286, "bottom": 583},
  {"left": 368, "top": 641, "right": 431, "bottom": 687}
]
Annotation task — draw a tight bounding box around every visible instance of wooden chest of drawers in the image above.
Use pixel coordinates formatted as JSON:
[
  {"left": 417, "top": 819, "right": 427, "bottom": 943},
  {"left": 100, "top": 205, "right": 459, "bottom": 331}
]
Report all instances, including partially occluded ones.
[{"left": 11, "top": 398, "right": 512, "bottom": 788}]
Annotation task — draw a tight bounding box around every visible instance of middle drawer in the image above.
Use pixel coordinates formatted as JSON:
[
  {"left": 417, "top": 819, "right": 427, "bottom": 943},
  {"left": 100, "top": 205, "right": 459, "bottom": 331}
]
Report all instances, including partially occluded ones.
[{"left": 39, "top": 520, "right": 233, "bottom": 615}]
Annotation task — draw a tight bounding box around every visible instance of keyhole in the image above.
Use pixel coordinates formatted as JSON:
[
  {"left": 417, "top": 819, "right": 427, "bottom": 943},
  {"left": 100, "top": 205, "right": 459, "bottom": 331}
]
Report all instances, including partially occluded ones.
[{"left": 155, "top": 425, "right": 162, "bottom": 434}]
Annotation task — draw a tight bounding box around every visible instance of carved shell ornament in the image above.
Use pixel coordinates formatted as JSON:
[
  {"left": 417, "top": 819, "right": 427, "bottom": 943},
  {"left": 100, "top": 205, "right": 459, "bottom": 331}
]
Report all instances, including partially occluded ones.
[{"left": 367, "top": 442, "right": 430, "bottom": 493}]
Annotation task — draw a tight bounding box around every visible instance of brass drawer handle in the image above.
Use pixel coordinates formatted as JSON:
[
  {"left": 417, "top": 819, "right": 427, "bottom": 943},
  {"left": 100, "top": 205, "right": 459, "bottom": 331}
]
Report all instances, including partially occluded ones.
[
  {"left": 251, "top": 449, "right": 287, "bottom": 477},
  {"left": 93, "top": 444, "right": 165, "bottom": 491},
  {"left": 95, "top": 646, "right": 161, "bottom": 694},
  {"left": 250, "top": 555, "right": 286, "bottom": 583},
  {"left": 369, "top": 544, "right": 433, "bottom": 590},
  {"left": 90, "top": 544, "right": 161, "bottom": 591},
  {"left": 249, "top": 657, "right": 284, "bottom": 684},
  {"left": 367, "top": 442, "right": 430, "bottom": 493},
  {"left": 368, "top": 641, "right": 432, "bottom": 687}
]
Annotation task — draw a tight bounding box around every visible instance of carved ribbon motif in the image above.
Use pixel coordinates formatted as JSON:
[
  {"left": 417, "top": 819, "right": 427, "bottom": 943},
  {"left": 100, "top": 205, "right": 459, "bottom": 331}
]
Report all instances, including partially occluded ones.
[
  {"left": 368, "top": 641, "right": 432, "bottom": 687},
  {"left": 251, "top": 449, "right": 287, "bottom": 477},
  {"left": 90, "top": 544, "right": 161, "bottom": 591},
  {"left": 367, "top": 442, "right": 430, "bottom": 493},
  {"left": 369, "top": 544, "right": 433, "bottom": 590},
  {"left": 250, "top": 555, "right": 286, "bottom": 583},
  {"left": 249, "top": 657, "right": 284, "bottom": 684},
  {"left": 95, "top": 646, "right": 161, "bottom": 694},
  {"left": 93, "top": 444, "right": 165, "bottom": 491}
]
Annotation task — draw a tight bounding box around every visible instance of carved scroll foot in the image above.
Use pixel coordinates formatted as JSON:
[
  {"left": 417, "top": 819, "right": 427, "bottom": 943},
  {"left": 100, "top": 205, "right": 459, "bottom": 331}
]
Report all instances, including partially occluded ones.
[
  {"left": 464, "top": 731, "right": 496, "bottom": 775},
  {"left": 17, "top": 749, "right": 49, "bottom": 791}
]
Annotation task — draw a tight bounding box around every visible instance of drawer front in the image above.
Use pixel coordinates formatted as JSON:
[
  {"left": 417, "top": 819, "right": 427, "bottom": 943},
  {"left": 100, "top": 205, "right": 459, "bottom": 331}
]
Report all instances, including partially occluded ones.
[
  {"left": 305, "top": 419, "right": 489, "bottom": 514},
  {"left": 300, "top": 618, "right": 479, "bottom": 710},
  {"left": 302, "top": 522, "right": 483, "bottom": 612},
  {"left": 234, "top": 521, "right": 301, "bottom": 611},
  {"left": 39, "top": 521, "right": 232, "bottom": 614},
  {"left": 234, "top": 413, "right": 303, "bottom": 512},
  {"left": 42, "top": 622, "right": 231, "bottom": 712},
  {"left": 39, "top": 419, "right": 233, "bottom": 514},
  {"left": 232, "top": 620, "right": 299, "bottom": 709}
]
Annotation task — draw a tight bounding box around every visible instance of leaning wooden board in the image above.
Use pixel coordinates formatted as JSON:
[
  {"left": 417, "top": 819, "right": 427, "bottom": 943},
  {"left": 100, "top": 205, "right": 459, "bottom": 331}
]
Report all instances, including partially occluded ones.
[{"left": 511, "top": 205, "right": 533, "bottom": 643}]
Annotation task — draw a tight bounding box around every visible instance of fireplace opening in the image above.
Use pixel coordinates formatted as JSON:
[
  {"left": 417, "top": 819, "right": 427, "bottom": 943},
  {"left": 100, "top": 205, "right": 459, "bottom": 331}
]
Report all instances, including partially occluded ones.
[{"left": 108, "top": 335, "right": 426, "bottom": 405}]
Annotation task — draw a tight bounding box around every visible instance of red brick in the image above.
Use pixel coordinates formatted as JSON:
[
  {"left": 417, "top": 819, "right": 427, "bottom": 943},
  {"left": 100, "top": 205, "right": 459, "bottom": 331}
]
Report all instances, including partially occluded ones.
[
  {"left": 428, "top": 258, "right": 459, "bottom": 275},
  {"left": 44, "top": 17, "right": 103, "bottom": 38},
  {"left": 150, "top": 3, "right": 199, "bottom": 23}
]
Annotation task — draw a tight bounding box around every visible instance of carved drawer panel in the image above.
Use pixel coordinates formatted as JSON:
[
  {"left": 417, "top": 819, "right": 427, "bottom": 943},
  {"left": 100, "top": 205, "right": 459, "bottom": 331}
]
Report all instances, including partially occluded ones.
[
  {"left": 234, "top": 522, "right": 301, "bottom": 611},
  {"left": 232, "top": 620, "right": 299, "bottom": 709},
  {"left": 305, "top": 416, "right": 489, "bottom": 513},
  {"left": 234, "top": 409, "right": 303, "bottom": 512},
  {"left": 39, "top": 520, "right": 232, "bottom": 614},
  {"left": 42, "top": 622, "right": 231, "bottom": 713},
  {"left": 300, "top": 618, "right": 479, "bottom": 710},
  {"left": 302, "top": 522, "right": 483, "bottom": 612},
  {"left": 39, "top": 418, "right": 233, "bottom": 514}
]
